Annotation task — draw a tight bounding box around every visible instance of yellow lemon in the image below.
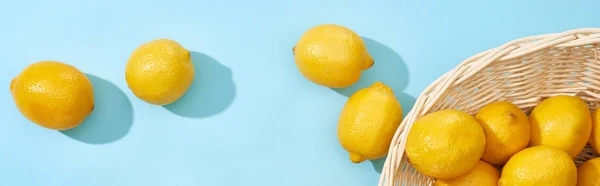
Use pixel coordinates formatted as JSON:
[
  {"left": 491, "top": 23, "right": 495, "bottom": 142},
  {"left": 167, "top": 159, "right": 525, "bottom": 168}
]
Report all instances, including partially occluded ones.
[
  {"left": 125, "top": 39, "right": 194, "bottom": 105},
  {"left": 293, "top": 24, "right": 373, "bottom": 88},
  {"left": 499, "top": 145, "right": 577, "bottom": 186},
  {"left": 590, "top": 109, "right": 600, "bottom": 153},
  {"left": 10, "top": 61, "right": 94, "bottom": 130},
  {"left": 474, "top": 101, "right": 530, "bottom": 165},
  {"left": 405, "top": 109, "right": 486, "bottom": 179},
  {"left": 434, "top": 160, "right": 499, "bottom": 186},
  {"left": 577, "top": 157, "right": 600, "bottom": 186},
  {"left": 337, "top": 82, "right": 402, "bottom": 163},
  {"left": 529, "top": 95, "right": 591, "bottom": 157}
]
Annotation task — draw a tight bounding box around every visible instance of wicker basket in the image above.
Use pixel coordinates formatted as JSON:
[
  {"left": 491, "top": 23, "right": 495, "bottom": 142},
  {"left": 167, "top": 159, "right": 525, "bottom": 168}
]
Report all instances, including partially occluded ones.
[{"left": 378, "top": 28, "right": 600, "bottom": 186}]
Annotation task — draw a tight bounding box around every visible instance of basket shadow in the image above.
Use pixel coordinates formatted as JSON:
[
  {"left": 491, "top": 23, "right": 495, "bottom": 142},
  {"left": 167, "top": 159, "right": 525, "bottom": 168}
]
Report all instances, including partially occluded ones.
[
  {"left": 163, "top": 51, "right": 236, "bottom": 118},
  {"left": 332, "top": 37, "right": 409, "bottom": 98},
  {"left": 60, "top": 74, "right": 134, "bottom": 144}
]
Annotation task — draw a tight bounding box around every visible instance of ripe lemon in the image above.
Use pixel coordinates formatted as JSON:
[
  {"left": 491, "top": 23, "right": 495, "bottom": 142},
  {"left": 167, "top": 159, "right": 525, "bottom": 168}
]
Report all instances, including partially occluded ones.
[
  {"left": 529, "top": 95, "right": 591, "bottom": 157},
  {"left": 499, "top": 145, "right": 577, "bottom": 186},
  {"left": 434, "top": 161, "right": 499, "bottom": 186},
  {"left": 405, "top": 109, "right": 486, "bottom": 179},
  {"left": 337, "top": 82, "right": 402, "bottom": 163},
  {"left": 10, "top": 61, "right": 94, "bottom": 130},
  {"left": 293, "top": 24, "right": 373, "bottom": 88},
  {"left": 590, "top": 109, "right": 600, "bottom": 153},
  {"left": 577, "top": 157, "right": 600, "bottom": 186},
  {"left": 474, "top": 101, "right": 530, "bottom": 165},
  {"left": 125, "top": 39, "right": 194, "bottom": 105}
]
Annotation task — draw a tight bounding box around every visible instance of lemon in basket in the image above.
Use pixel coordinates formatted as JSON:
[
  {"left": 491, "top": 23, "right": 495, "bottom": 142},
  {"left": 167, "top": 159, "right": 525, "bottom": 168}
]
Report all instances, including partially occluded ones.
[
  {"left": 10, "top": 61, "right": 95, "bottom": 130},
  {"left": 125, "top": 39, "right": 194, "bottom": 105},
  {"left": 474, "top": 101, "right": 529, "bottom": 165},
  {"left": 337, "top": 82, "right": 402, "bottom": 163},
  {"left": 434, "top": 160, "right": 499, "bottom": 186},
  {"left": 405, "top": 109, "right": 486, "bottom": 179},
  {"left": 293, "top": 24, "right": 373, "bottom": 88},
  {"left": 529, "top": 95, "right": 592, "bottom": 158},
  {"left": 577, "top": 157, "right": 600, "bottom": 186},
  {"left": 499, "top": 145, "right": 577, "bottom": 186},
  {"left": 589, "top": 109, "right": 600, "bottom": 153}
]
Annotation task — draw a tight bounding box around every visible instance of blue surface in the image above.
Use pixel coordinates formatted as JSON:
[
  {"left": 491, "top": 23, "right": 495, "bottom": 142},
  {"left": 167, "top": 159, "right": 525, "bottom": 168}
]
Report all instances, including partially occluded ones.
[{"left": 1, "top": 0, "right": 599, "bottom": 185}]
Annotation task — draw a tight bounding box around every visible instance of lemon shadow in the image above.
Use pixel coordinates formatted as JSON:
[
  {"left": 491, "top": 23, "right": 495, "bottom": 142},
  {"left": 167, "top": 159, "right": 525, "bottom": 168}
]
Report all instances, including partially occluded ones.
[
  {"left": 331, "top": 38, "right": 415, "bottom": 116},
  {"left": 395, "top": 92, "right": 417, "bottom": 118},
  {"left": 370, "top": 156, "right": 387, "bottom": 174},
  {"left": 163, "top": 52, "right": 236, "bottom": 118},
  {"left": 332, "top": 37, "right": 409, "bottom": 97},
  {"left": 332, "top": 38, "right": 417, "bottom": 114},
  {"left": 60, "top": 74, "right": 134, "bottom": 144}
]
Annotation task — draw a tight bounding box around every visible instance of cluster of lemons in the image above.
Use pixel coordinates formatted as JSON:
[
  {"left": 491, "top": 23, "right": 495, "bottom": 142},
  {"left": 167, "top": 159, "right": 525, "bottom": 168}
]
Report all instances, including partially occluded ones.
[
  {"left": 10, "top": 24, "right": 404, "bottom": 164},
  {"left": 405, "top": 95, "right": 600, "bottom": 185}
]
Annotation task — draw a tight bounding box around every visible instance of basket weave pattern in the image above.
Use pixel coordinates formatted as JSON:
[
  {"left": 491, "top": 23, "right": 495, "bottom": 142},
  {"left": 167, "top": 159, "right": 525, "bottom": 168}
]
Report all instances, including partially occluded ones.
[{"left": 378, "top": 28, "right": 600, "bottom": 186}]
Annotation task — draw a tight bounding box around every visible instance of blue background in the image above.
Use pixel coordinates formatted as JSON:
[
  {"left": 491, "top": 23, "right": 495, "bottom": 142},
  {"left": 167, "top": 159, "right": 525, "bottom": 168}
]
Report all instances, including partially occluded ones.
[{"left": 1, "top": 0, "right": 599, "bottom": 185}]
